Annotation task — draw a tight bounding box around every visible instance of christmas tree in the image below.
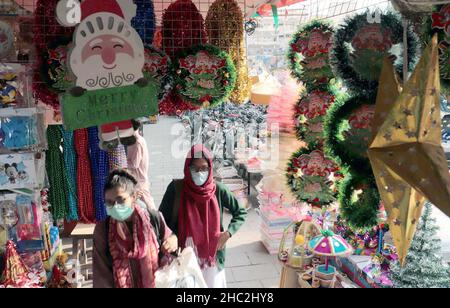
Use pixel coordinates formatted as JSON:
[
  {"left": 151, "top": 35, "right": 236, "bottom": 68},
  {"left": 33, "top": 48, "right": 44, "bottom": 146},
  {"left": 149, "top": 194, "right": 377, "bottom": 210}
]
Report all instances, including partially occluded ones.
[{"left": 390, "top": 203, "right": 450, "bottom": 288}]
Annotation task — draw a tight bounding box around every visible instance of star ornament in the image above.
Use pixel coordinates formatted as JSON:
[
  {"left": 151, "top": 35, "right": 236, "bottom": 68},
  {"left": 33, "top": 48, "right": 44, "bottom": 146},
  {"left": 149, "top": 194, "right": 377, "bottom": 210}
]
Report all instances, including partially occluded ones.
[{"left": 368, "top": 36, "right": 450, "bottom": 265}]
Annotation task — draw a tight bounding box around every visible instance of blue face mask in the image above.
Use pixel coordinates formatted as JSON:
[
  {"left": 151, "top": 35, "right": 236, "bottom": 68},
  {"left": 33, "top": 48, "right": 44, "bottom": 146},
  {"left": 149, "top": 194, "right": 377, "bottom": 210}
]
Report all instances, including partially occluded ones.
[
  {"left": 190, "top": 170, "right": 209, "bottom": 187},
  {"left": 106, "top": 202, "right": 134, "bottom": 221}
]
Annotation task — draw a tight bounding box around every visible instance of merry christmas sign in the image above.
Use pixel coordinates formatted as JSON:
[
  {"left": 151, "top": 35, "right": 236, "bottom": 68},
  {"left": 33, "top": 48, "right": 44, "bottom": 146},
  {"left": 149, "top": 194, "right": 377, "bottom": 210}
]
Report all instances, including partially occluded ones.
[{"left": 56, "top": 0, "right": 158, "bottom": 134}]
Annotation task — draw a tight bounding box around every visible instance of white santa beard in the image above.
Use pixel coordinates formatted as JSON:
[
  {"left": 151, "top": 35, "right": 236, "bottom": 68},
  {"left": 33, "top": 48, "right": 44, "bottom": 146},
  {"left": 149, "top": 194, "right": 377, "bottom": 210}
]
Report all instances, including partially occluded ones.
[{"left": 74, "top": 53, "right": 144, "bottom": 90}]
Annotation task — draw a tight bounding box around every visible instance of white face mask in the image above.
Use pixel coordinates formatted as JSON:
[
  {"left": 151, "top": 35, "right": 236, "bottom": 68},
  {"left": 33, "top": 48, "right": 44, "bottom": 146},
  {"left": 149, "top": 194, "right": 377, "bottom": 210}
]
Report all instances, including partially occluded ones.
[{"left": 190, "top": 170, "right": 209, "bottom": 186}]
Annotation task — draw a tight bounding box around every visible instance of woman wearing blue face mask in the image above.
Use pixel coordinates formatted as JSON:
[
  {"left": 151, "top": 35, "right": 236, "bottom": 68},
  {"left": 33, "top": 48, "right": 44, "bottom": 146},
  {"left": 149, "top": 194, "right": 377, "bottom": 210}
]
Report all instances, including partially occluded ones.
[
  {"left": 160, "top": 144, "right": 247, "bottom": 288},
  {"left": 93, "top": 169, "right": 178, "bottom": 288}
]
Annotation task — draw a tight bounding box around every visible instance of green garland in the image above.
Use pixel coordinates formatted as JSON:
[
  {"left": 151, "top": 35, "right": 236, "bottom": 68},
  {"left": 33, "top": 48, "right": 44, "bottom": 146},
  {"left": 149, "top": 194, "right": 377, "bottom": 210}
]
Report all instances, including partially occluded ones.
[
  {"left": 339, "top": 171, "right": 380, "bottom": 230},
  {"left": 422, "top": 4, "right": 450, "bottom": 96},
  {"left": 287, "top": 20, "right": 335, "bottom": 88},
  {"left": 286, "top": 147, "right": 339, "bottom": 207},
  {"left": 173, "top": 44, "right": 236, "bottom": 108},
  {"left": 331, "top": 11, "right": 417, "bottom": 97},
  {"left": 324, "top": 95, "right": 376, "bottom": 176}
]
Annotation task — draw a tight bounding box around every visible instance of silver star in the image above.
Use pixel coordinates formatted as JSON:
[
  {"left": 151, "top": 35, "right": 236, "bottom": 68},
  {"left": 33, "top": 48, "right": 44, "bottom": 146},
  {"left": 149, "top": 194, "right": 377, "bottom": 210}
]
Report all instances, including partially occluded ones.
[{"left": 430, "top": 88, "right": 437, "bottom": 95}]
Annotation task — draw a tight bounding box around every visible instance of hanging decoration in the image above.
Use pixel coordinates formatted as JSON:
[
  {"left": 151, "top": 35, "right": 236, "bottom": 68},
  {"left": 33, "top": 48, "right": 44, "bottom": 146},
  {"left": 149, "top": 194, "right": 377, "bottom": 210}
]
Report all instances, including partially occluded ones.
[
  {"left": 369, "top": 36, "right": 450, "bottom": 265},
  {"left": 45, "top": 125, "right": 69, "bottom": 221},
  {"left": 324, "top": 96, "right": 377, "bottom": 174},
  {"left": 325, "top": 11, "right": 418, "bottom": 229},
  {"left": 294, "top": 87, "right": 337, "bottom": 147},
  {"left": 39, "top": 37, "right": 74, "bottom": 93},
  {"left": 60, "top": 127, "right": 78, "bottom": 222},
  {"left": 286, "top": 148, "right": 339, "bottom": 206},
  {"left": 161, "top": 0, "right": 207, "bottom": 114},
  {"left": 87, "top": 127, "right": 109, "bottom": 222},
  {"left": 74, "top": 129, "right": 96, "bottom": 224},
  {"left": 288, "top": 21, "right": 334, "bottom": 86},
  {"left": 143, "top": 45, "right": 173, "bottom": 102},
  {"left": 206, "top": 0, "right": 251, "bottom": 103},
  {"left": 286, "top": 20, "right": 340, "bottom": 208},
  {"left": 424, "top": 4, "right": 450, "bottom": 98},
  {"left": 33, "top": 0, "right": 74, "bottom": 109},
  {"left": 331, "top": 11, "right": 417, "bottom": 97},
  {"left": 174, "top": 45, "right": 236, "bottom": 108},
  {"left": 162, "top": 0, "right": 207, "bottom": 59},
  {"left": 131, "top": 0, "right": 156, "bottom": 45}
]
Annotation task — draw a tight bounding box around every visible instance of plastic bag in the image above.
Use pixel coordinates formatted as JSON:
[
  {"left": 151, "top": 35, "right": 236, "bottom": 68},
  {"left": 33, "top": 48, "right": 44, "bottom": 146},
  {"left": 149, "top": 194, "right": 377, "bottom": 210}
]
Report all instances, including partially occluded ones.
[{"left": 155, "top": 247, "right": 207, "bottom": 288}]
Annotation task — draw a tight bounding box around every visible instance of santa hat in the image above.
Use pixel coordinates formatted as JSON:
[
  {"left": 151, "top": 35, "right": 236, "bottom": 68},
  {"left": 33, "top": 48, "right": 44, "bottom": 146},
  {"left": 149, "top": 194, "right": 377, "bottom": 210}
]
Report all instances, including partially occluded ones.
[
  {"left": 56, "top": 0, "right": 138, "bottom": 44},
  {"left": 69, "top": 0, "right": 140, "bottom": 46}
]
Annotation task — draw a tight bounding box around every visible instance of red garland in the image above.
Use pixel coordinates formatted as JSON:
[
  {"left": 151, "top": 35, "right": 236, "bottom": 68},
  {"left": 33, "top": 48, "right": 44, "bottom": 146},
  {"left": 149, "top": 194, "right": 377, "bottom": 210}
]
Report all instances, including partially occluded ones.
[
  {"left": 161, "top": 0, "right": 207, "bottom": 115},
  {"left": 159, "top": 91, "right": 199, "bottom": 116},
  {"left": 33, "top": 0, "right": 74, "bottom": 110},
  {"left": 74, "top": 129, "right": 96, "bottom": 224},
  {"left": 162, "top": 0, "right": 207, "bottom": 58}
]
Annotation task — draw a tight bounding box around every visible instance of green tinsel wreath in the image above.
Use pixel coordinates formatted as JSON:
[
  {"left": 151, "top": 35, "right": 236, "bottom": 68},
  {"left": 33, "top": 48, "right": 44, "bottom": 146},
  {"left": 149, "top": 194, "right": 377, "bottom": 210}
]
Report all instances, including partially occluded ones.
[
  {"left": 331, "top": 11, "right": 417, "bottom": 97},
  {"left": 286, "top": 147, "right": 339, "bottom": 207},
  {"left": 173, "top": 44, "right": 237, "bottom": 108},
  {"left": 422, "top": 4, "right": 450, "bottom": 96},
  {"left": 294, "top": 82, "right": 341, "bottom": 148},
  {"left": 287, "top": 20, "right": 335, "bottom": 88},
  {"left": 324, "top": 95, "right": 376, "bottom": 176},
  {"left": 339, "top": 171, "right": 380, "bottom": 230}
]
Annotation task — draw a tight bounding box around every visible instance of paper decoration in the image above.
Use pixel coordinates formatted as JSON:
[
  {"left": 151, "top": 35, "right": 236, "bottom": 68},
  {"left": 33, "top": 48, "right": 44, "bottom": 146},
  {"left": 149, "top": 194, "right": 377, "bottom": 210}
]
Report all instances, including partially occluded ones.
[
  {"left": 58, "top": 0, "right": 154, "bottom": 143},
  {"left": 368, "top": 36, "right": 450, "bottom": 265},
  {"left": 61, "top": 82, "right": 158, "bottom": 131}
]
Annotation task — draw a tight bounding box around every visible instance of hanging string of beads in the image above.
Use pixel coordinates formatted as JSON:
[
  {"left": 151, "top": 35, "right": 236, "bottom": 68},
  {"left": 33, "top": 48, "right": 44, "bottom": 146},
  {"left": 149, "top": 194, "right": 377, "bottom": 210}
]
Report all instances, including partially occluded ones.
[
  {"left": 60, "top": 127, "right": 79, "bottom": 221},
  {"left": 74, "top": 129, "right": 96, "bottom": 223},
  {"left": 107, "top": 143, "right": 129, "bottom": 171},
  {"left": 45, "top": 125, "right": 69, "bottom": 220},
  {"left": 87, "top": 127, "right": 109, "bottom": 222}
]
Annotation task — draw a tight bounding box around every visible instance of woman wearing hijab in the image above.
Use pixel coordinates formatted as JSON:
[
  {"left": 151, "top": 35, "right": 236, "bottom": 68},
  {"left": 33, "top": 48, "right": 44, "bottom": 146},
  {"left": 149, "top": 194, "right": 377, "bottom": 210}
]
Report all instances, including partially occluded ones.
[
  {"left": 93, "top": 169, "right": 177, "bottom": 288},
  {"left": 159, "top": 144, "right": 247, "bottom": 288}
]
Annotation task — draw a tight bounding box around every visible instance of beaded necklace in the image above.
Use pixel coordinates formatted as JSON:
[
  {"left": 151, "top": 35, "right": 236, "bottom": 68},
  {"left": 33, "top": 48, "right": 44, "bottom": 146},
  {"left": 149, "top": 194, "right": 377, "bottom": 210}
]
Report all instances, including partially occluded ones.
[
  {"left": 107, "top": 143, "right": 128, "bottom": 171},
  {"left": 74, "top": 129, "right": 95, "bottom": 223},
  {"left": 87, "top": 127, "right": 109, "bottom": 222},
  {"left": 45, "top": 125, "right": 69, "bottom": 220},
  {"left": 60, "top": 127, "right": 78, "bottom": 221}
]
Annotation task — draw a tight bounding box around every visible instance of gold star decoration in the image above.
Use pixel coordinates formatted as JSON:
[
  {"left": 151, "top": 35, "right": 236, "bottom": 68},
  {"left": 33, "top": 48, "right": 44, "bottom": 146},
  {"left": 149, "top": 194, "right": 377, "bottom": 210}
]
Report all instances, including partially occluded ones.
[{"left": 368, "top": 36, "right": 450, "bottom": 265}]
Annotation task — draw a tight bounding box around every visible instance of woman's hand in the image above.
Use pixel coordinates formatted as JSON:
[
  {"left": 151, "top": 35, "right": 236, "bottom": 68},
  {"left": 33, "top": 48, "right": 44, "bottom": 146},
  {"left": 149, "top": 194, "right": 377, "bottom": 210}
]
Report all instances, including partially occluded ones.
[
  {"left": 217, "top": 231, "right": 231, "bottom": 251},
  {"left": 162, "top": 234, "right": 178, "bottom": 254}
]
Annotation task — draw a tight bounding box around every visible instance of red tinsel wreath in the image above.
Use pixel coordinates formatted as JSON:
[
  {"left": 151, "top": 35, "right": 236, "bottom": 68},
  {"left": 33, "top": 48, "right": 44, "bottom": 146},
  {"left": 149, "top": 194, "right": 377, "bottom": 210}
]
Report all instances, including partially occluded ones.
[
  {"left": 33, "top": 0, "right": 74, "bottom": 110},
  {"left": 162, "top": 0, "right": 207, "bottom": 59}
]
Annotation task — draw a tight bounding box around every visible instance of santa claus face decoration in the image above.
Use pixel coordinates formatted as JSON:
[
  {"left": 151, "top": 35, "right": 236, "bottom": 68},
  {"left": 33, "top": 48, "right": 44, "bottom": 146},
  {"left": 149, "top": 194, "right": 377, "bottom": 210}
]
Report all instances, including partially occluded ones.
[{"left": 69, "top": 15, "right": 144, "bottom": 90}]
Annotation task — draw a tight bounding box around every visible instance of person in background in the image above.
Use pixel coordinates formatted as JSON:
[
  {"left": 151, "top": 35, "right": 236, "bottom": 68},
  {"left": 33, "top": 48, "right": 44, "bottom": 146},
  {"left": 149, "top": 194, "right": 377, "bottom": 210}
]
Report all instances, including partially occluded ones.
[
  {"left": 126, "top": 119, "right": 155, "bottom": 209},
  {"left": 93, "top": 169, "right": 177, "bottom": 288},
  {"left": 159, "top": 144, "right": 247, "bottom": 288}
]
